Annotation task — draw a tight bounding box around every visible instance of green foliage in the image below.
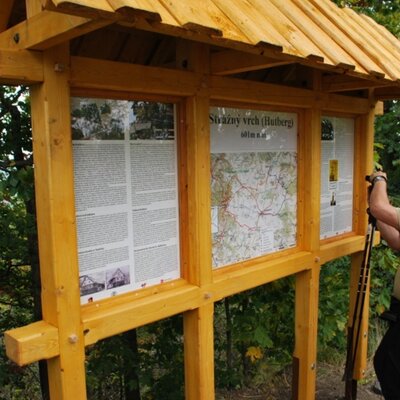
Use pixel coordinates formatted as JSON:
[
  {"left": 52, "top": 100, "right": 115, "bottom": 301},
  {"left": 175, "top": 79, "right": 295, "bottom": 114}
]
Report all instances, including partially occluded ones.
[
  {"left": 85, "top": 316, "right": 184, "bottom": 400},
  {"left": 0, "top": 86, "right": 38, "bottom": 398},
  {"left": 214, "top": 278, "right": 295, "bottom": 389},
  {"left": 318, "top": 257, "right": 350, "bottom": 359},
  {"left": 374, "top": 101, "right": 400, "bottom": 196},
  {"left": 86, "top": 336, "right": 130, "bottom": 400},
  {"left": 318, "top": 246, "right": 399, "bottom": 362},
  {"left": 138, "top": 316, "right": 184, "bottom": 400},
  {"left": 369, "top": 244, "right": 400, "bottom": 316}
]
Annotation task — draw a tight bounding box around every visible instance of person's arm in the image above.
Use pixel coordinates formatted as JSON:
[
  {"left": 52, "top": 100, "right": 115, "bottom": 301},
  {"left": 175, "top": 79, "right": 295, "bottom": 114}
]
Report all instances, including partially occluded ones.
[
  {"left": 369, "top": 173, "right": 400, "bottom": 250},
  {"left": 375, "top": 220, "right": 400, "bottom": 251}
]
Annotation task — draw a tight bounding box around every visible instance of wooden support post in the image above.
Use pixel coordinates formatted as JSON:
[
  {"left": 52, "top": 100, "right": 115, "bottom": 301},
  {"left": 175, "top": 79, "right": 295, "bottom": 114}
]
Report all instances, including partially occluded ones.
[
  {"left": 0, "top": 0, "right": 14, "bottom": 32},
  {"left": 30, "top": 43, "right": 87, "bottom": 399},
  {"left": 293, "top": 107, "right": 321, "bottom": 400},
  {"left": 183, "top": 92, "right": 214, "bottom": 399},
  {"left": 25, "top": 0, "right": 43, "bottom": 17},
  {"left": 294, "top": 267, "right": 320, "bottom": 400},
  {"left": 179, "top": 40, "right": 215, "bottom": 400},
  {"left": 184, "top": 302, "right": 214, "bottom": 399}
]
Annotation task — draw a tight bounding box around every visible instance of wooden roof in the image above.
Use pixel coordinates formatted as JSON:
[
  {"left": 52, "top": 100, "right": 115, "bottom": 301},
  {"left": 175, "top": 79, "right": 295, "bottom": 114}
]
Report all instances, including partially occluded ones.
[
  {"left": 39, "top": 0, "right": 400, "bottom": 81},
  {"left": 2, "top": 0, "right": 400, "bottom": 97}
]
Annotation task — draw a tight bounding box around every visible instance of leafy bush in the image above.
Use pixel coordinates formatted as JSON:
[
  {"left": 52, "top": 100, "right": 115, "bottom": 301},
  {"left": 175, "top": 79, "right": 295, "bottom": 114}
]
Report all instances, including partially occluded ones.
[
  {"left": 318, "top": 257, "right": 350, "bottom": 360},
  {"left": 214, "top": 278, "right": 295, "bottom": 389}
]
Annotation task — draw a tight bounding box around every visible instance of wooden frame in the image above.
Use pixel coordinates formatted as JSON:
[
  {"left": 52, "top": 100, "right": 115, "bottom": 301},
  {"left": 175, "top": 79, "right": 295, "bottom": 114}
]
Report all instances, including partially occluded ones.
[{"left": 3, "top": 38, "right": 377, "bottom": 400}]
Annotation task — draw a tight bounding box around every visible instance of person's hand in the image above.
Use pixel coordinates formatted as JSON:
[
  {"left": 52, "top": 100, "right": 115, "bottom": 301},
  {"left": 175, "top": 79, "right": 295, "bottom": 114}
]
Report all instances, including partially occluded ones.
[{"left": 369, "top": 170, "right": 387, "bottom": 185}]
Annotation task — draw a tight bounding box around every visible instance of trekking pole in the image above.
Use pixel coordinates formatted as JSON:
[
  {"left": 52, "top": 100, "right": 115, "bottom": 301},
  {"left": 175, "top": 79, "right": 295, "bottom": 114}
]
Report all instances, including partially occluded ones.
[{"left": 343, "top": 176, "right": 377, "bottom": 400}]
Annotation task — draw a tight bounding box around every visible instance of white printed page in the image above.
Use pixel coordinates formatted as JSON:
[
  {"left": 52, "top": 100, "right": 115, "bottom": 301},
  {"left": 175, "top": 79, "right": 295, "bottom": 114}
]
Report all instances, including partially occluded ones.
[{"left": 71, "top": 98, "right": 180, "bottom": 303}]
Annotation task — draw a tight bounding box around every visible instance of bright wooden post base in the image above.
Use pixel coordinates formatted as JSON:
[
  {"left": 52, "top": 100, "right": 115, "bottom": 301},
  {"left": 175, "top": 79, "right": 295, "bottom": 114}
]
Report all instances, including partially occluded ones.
[
  {"left": 184, "top": 304, "right": 215, "bottom": 400},
  {"left": 294, "top": 266, "right": 320, "bottom": 400}
]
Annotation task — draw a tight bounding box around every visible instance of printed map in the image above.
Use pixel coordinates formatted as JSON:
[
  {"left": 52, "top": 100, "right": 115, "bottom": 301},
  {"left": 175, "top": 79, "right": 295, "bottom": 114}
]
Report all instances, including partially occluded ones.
[{"left": 211, "top": 151, "right": 297, "bottom": 268}]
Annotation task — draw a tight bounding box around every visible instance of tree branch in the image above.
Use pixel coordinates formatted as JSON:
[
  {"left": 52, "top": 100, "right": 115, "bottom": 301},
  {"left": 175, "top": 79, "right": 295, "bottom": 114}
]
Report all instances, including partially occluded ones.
[{"left": 0, "top": 156, "right": 33, "bottom": 171}]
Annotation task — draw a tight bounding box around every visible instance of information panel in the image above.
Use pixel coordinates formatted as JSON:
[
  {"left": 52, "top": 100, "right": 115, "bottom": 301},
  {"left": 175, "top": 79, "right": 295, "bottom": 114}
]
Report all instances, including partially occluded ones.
[
  {"left": 320, "top": 116, "right": 354, "bottom": 239},
  {"left": 210, "top": 107, "right": 297, "bottom": 268},
  {"left": 71, "top": 98, "right": 180, "bottom": 303}
]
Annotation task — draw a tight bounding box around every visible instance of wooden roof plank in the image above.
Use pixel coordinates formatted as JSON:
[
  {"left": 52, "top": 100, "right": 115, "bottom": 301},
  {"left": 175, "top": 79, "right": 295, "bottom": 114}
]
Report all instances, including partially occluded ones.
[
  {"left": 107, "top": 0, "right": 162, "bottom": 21},
  {"left": 360, "top": 14, "right": 400, "bottom": 54},
  {"left": 348, "top": 10, "right": 400, "bottom": 79},
  {"left": 309, "top": 0, "right": 391, "bottom": 79},
  {"left": 0, "top": 0, "right": 15, "bottom": 32},
  {"left": 212, "top": 0, "right": 297, "bottom": 55},
  {"left": 341, "top": 7, "right": 400, "bottom": 80},
  {"left": 157, "top": 0, "right": 223, "bottom": 36},
  {"left": 294, "top": 0, "right": 385, "bottom": 79},
  {"left": 250, "top": 0, "right": 326, "bottom": 63},
  {"left": 133, "top": 1, "right": 179, "bottom": 27},
  {"left": 269, "top": 0, "right": 358, "bottom": 72},
  {"left": 46, "top": 0, "right": 114, "bottom": 14}
]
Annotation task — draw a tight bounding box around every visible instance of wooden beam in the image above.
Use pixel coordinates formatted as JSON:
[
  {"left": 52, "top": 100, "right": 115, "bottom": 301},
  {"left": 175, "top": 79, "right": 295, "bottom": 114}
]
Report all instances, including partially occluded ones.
[
  {"left": 211, "top": 251, "right": 313, "bottom": 300},
  {"left": 0, "top": 0, "right": 14, "bottom": 32},
  {"left": 83, "top": 252, "right": 314, "bottom": 341},
  {"left": 210, "top": 75, "right": 370, "bottom": 114},
  {"left": 69, "top": 57, "right": 371, "bottom": 114},
  {"left": 374, "top": 86, "right": 400, "bottom": 100},
  {"left": 0, "top": 10, "right": 113, "bottom": 51},
  {"left": 211, "top": 49, "right": 292, "bottom": 75},
  {"left": 26, "top": 0, "right": 44, "bottom": 17},
  {"left": 70, "top": 56, "right": 203, "bottom": 96},
  {"left": 5, "top": 282, "right": 202, "bottom": 366},
  {"left": 4, "top": 321, "right": 59, "bottom": 366},
  {"left": 3, "top": 234, "right": 372, "bottom": 368},
  {"left": 0, "top": 49, "right": 43, "bottom": 84},
  {"left": 322, "top": 74, "right": 390, "bottom": 93},
  {"left": 5, "top": 251, "right": 313, "bottom": 366},
  {"left": 320, "top": 235, "right": 366, "bottom": 265}
]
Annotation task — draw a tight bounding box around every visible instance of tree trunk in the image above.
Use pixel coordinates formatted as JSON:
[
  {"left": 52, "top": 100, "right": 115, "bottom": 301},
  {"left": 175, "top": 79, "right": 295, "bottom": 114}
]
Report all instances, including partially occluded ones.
[
  {"left": 122, "top": 329, "right": 141, "bottom": 400},
  {"left": 224, "top": 297, "right": 233, "bottom": 387}
]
